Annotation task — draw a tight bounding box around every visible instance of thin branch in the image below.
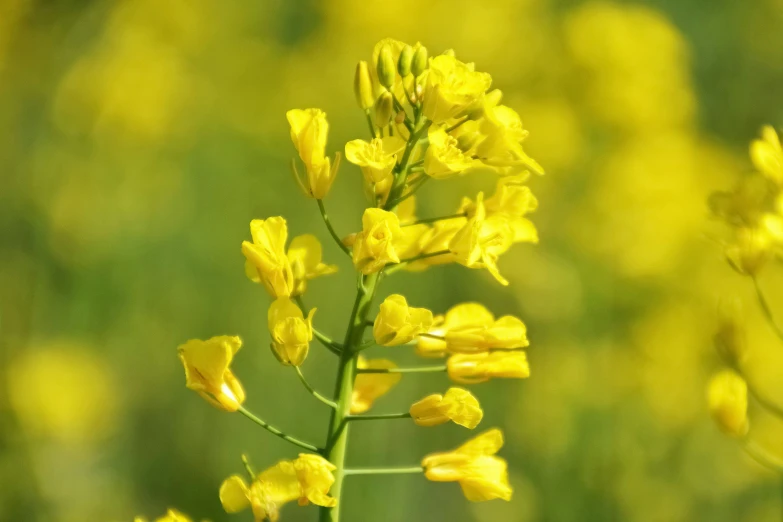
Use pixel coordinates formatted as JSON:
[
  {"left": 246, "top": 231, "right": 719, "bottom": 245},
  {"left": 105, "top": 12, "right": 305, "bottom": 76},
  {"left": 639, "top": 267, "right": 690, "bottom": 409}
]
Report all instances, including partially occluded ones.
[
  {"left": 241, "top": 454, "right": 256, "bottom": 479},
  {"left": 346, "top": 412, "right": 411, "bottom": 421},
  {"left": 403, "top": 213, "right": 466, "bottom": 227},
  {"left": 295, "top": 366, "right": 338, "bottom": 409},
  {"left": 742, "top": 437, "right": 783, "bottom": 473},
  {"left": 237, "top": 406, "right": 321, "bottom": 453},
  {"left": 344, "top": 466, "right": 423, "bottom": 476},
  {"left": 317, "top": 199, "right": 352, "bottom": 256},
  {"left": 356, "top": 365, "right": 447, "bottom": 374},
  {"left": 365, "top": 109, "right": 378, "bottom": 139},
  {"left": 752, "top": 275, "right": 783, "bottom": 343}
]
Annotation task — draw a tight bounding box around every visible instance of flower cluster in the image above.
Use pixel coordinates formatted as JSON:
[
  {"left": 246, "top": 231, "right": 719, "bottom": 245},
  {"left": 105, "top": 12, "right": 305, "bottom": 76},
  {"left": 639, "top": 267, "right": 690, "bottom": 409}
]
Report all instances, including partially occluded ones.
[
  {"left": 707, "top": 125, "right": 783, "bottom": 473},
  {"left": 164, "top": 38, "right": 544, "bottom": 521}
]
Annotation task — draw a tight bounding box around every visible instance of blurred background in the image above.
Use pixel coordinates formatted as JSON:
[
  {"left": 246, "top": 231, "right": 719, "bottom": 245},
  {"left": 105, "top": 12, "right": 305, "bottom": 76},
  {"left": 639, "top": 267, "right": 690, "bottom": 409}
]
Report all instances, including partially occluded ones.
[{"left": 2, "top": 0, "right": 783, "bottom": 521}]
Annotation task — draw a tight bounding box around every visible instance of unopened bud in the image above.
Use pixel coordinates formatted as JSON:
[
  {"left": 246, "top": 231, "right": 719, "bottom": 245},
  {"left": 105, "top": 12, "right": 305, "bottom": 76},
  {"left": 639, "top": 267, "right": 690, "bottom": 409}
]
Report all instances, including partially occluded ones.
[
  {"left": 374, "top": 91, "right": 394, "bottom": 128},
  {"left": 411, "top": 46, "right": 428, "bottom": 76},
  {"left": 377, "top": 45, "right": 396, "bottom": 89},
  {"left": 398, "top": 45, "right": 413, "bottom": 77},
  {"left": 394, "top": 111, "right": 406, "bottom": 124},
  {"left": 707, "top": 370, "right": 749, "bottom": 438},
  {"left": 354, "top": 61, "right": 375, "bottom": 110}
]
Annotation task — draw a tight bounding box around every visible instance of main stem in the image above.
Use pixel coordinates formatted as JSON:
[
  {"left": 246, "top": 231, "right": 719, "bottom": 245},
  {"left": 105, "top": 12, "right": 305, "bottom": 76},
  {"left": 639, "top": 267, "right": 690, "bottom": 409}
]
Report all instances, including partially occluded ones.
[{"left": 319, "top": 272, "right": 379, "bottom": 522}]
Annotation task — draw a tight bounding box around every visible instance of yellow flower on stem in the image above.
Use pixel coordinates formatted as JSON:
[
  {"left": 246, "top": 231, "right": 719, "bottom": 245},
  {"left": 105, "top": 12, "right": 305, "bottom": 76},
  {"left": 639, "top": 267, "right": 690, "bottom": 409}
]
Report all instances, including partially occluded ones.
[
  {"left": 424, "top": 125, "right": 477, "bottom": 179},
  {"left": 461, "top": 177, "right": 538, "bottom": 244},
  {"left": 351, "top": 356, "right": 402, "bottom": 414},
  {"left": 707, "top": 370, "right": 749, "bottom": 438},
  {"left": 286, "top": 108, "right": 337, "bottom": 199},
  {"left": 421, "top": 54, "right": 492, "bottom": 123},
  {"left": 449, "top": 194, "right": 514, "bottom": 285},
  {"left": 410, "top": 387, "right": 483, "bottom": 428},
  {"left": 417, "top": 303, "right": 494, "bottom": 357},
  {"left": 177, "top": 336, "right": 245, "bottom": 412},
  {"left": 421, "top": 428, "right": 512, "bottom": 502},
  {"left": 446, "top": 315, "right": 528, "bottom": 354},
  {"left": 475, "top": 105, "right": 543, "bottom": 176},
  {"left": 287, "top": 234, "right": 338, "bottom": 296},
  {"left": 447, "top": 351, "right": 530, "bottom": 384},
  {"left": 220, "top": 454, "right": 336, "bottom": 522},
  {"left": 352, "top": 208, "right": 403, "bottom": 274},
  {"left": 242, "top": 217, "right": 295, "bottom": 298},
  {"left": 344, "top": 136, "right": 406, "bottom": 195},
  {"left": 135, "top": 509, "right": 193, "bottom": 522},
  {"left": 725, "top": 226, "right": 773, "bottom": 276},
  {"left": 373, "top": 294, "right": 434, "bottom": 346},
  {"left": 750, "top": 125, "right": 783, "bottom": 185},
  {"left": 407, "top": 216, "right": 466, "bottom": 271},
  {"left": 268, "top": 297, "right": 315, "bottom": 366}
]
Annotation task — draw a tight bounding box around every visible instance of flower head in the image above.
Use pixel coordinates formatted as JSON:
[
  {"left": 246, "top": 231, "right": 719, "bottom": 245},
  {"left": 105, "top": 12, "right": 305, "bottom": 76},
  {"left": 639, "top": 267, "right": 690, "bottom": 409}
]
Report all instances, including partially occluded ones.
[
  {"left": 475, "top": 105, "right": 543, "bottom": 176},
  {"left": 352, "top": 208, "right": 403, "bottom": 274},
  {"left": 410, "top": 387, "right": 483, "bottom": 428},
  {"left": 424, "top": 125, "right": 477, "bottom": 179},
  {"left": 447, "top": 351, "right": 530, "bottom": 384},
  {"left": 220, "top": 454, "right": 336, "bottom": 522},
  {"left": 243, "top": 217, "right": 295, "bottom": 298},
  {"left": 422, "top": 54, "right": 492, "bottom": 123},
  {"left": 177, "top": 336, "right": 245, "bottom": 412},
  {"left": 287, "top": 108, "right": 337, "bottom": 199},
  {"left": 351, "top": 356, "right": 402, "bottom": 414},
  {"left": 373, "top": 294, "right": 434, "bottom": 346},
  {"left": 268, "top": 298, "right": 315, "bottom": 366},
  {"left": 462, "top": 177, "right": 538, "bottom": 244},
  {"left": 707, "top": 370, "right": 748, "bottom": 438},
  {"left": 449, "top": 194, "right": 514, "bottom": 285},
  {"left": 422, "top": 428, "right": 512, "bottom": 502},
  {"left": 287, "top": 234, "right": 338, "bottom": 296},
  {"left": 345, "top": 136, "right": 406, "bottom": 193}
]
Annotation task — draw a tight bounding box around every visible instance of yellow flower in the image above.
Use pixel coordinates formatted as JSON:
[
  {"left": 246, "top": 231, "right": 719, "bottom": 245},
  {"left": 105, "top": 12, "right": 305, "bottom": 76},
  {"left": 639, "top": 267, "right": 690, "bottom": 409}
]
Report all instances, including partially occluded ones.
[
  {"left": 416, "top": 303, "right": 493, "bottom": 357},
  {"left": 725, "top": 227, "right": 773, "bottom": 276},
  {"left": 351, "top": 356, "right": 402, "bottom": 414},
  {"left": 750, "top": 125, "right": 783, "bottom": 184},
  {"left": 424, "top": 125, "right": 477, "bottom": 179},
  {"left": 462, "top": 177, "right": 538, "bottom": 243},
  {"left": 268, "top": 297, "right": 315, "bottom": 366},
  {"left": 352, "top": 208, "right": 403, "bottom": 274},
  {"left": 410, "top": 387, "right": 483, "bottom": 428},
  {"left": 421, "top": 428, "right": 512, "bottom": 502},
  {"left": 707, "top": 370, "right": 749, "bottom": 438},
  {"left": 394, "top": 223, "right": 430, "bottom": 261},
  {"left": 242, "top": 217, "right": 295, "bottom": 298},
  {"left": 447, "top": 351, "right": 530, "bottom": 384},
  {"left": 475, "top": 105, "right": 543, "bottom": 176},
  {"left": 407, "top": 217, "right": 466, "bottom": 271},
  {"left": 219, "top": 454, "right": 336, "bottom": 522},
  {"left": 344, "top": 136, "right": 406, "bottom": 193},
  {"left": 373, "top": 294, "right": 434, "bottom": 346},
  {"left": 155, "top": 510, "right": 192, "bottom": 522},
  {"left": 422, "top": 54, "right": 492, "bottom": 123},
  {"left": 287, "top": 234, "right": 338, "bottom": 296},
  {"left": 178, "top": 336, "right": 246, "bottom": 412},
  {"left": 449, "top": 194, "right": 513, "bottom": 285},
  {"left": 286, "top": 108, "right": 337, "bottom": 199}
]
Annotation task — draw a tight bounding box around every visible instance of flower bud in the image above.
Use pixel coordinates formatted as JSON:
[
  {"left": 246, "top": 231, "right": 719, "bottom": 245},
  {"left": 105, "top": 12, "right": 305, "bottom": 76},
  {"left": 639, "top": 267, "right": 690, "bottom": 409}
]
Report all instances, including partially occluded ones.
[
  {"left": 707, "top": 370, "right": 749, "bottom": 438},
  {"left": 398, "top": 45, "right": 413, "bottom": 77},
  {"left": 411, "top": 46, "right": 428, "bottom": 76},
  {"left": 354, "top": 61, "right": 375, "bottom": 110},
  {"left": 374, "top": 91, "right": 394, "bottom": 128},
  {"left": 377, "top": 45, "right": 396, "bottom": 89}
]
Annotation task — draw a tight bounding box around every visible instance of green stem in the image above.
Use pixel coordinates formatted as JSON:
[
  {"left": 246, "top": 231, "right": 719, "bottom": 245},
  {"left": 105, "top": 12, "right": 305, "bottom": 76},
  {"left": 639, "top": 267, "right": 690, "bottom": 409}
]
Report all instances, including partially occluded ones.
[
  {"left": 392, "top": 96, "right": 414, "bottom": 132},
  {"left": 391, "top": 249, "right": 450, "bottom": 267},
  {"left": 317, "top": 199, "right": 352, "bottom": 256},
  {"left": 346, "top": 412, "right": 411, "bottom": 421},
  {"left": 356, "top": 365, "right": 447, "bottom": 374},
  {"left": 753, "top": 276, "right": 783, "bottom": 343},
  {"left": 403, "top": 213, "right": 466, "bottom": 227},
  {"left": 365, "top": 110, "right": 378, "bottom": 139},
  {"left": 237, "top": 406, "right": 320, "bottom": 453},
  {"left": 386, "top": 176, "right": 430, "bottom": 209},
  {"left": 295, "top": 366, "right": 338, "bottom": 409},
  {"left": 446, "top": 116, "right": 469, "bottom": 133},
  {"left": 319, "top": 272, "right": 380, "bottom": 522},
  {"left": 387, "top": 119, "right": 430, "bottom": 211},
  {"left": 241, "top": 454, "right": 256, "bottom": 479},
  {"left": 343, "top": 466, "right": 423, "bottom": 476}
]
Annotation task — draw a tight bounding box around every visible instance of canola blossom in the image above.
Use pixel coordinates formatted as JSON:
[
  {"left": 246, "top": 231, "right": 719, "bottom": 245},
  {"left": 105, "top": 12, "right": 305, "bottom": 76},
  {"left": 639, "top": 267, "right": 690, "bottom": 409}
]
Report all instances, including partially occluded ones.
[{"left": 170, "top": 38, "right": 543, "bottom": 522}]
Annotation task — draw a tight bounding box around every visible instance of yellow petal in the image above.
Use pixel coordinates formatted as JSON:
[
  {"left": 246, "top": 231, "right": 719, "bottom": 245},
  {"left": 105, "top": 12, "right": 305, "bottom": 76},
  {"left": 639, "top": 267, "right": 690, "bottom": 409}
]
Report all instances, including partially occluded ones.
[{"left": 219, "top": 475, "right": 251, "bottom": 513}]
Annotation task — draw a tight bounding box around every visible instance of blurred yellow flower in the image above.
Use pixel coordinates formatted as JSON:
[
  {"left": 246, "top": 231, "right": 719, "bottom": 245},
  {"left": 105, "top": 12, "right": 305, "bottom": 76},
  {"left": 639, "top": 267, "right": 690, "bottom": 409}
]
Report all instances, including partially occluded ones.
[
  {"left": 750, "top": 125, "right": 782, "bottom": 184},
  {"left": 725, "top": 227, "right": 773, "bottom": 276},
  {"left": 410, "top": 387, "right": 483, "bottom": 428},
  {"left": 446, "top": 315, "right": 528, "bottom": 354},
  {"left": 351, "top": 356, "right": 402, "bottom": 414},
  {"left": 422, "top": 428, "right": 512, "bottom": 501},
  {"left": 242, "top": 217, "right": 295, "bottom": 298},
  {"left": 707, "top": 370, "right": 749, "bottom": 438},
  {"left": 7, "top": 344, "right": 117, "bottom": 443},
  {"left": 447, "top": 351, "right": 530, "bottom": 384},
  {"left": 178, "top": 335, "right": 246, "bottom": 412},
  {"left": 287, "top": 108, "right": 337, "bottom": 199},
  {"left": 424, "top": 125, "right": 477, "bottom": 178},
  {"left": 422, "top": 54, "right": 492, "bottom": 123},
  {"left": 352, "top": 208, "right": 403, "bottom": 274},
  {"left": 220, "top": 454, "right": 336, "bottom": 522},
  {"left": 449, "top": 194, "right": 513, "bottom": 285},
  {"left": 287, "top": 234, "right": 338, "bottom": 296},
  {"left": 268, "top": 297, "right": 315, "bottom": 366},
  {"left": 344, "top": 136, "right": 406, "bottom": 192},
  {"left": 373, "top": 294, "right": 434, "bottom": 346},
  {"left": 134, "top": 508, "right": 194, "bottom": 522},
  {"left": 714, "top": 298, "right": 747, "bottom": 367}
]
